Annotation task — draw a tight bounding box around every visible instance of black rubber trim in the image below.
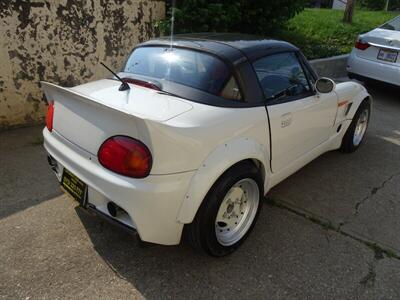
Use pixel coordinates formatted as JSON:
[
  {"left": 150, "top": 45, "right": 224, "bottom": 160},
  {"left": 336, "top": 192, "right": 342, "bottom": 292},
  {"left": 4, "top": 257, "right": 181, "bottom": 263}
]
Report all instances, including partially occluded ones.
[
  {"left": 263, "top": 106, "right": 273, "bottom": 172},
  {"left": 265, "top": 91, "right": 316, "bottom": 106},
  {"left": 297, "top": 51, "right": 319, "bottom": 81},
  {"left": 296, "top": 52, "right": 317, "bottom": 93}
]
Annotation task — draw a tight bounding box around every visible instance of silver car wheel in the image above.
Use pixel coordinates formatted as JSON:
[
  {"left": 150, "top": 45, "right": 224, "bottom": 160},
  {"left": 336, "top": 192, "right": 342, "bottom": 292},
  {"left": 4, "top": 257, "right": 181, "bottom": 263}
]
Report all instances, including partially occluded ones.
[
  {"left": 353, "top": 108, "right": 369, "bottom": 146},
  {"left": 215, "top": 178, "right": 259, "bottom": 246}
]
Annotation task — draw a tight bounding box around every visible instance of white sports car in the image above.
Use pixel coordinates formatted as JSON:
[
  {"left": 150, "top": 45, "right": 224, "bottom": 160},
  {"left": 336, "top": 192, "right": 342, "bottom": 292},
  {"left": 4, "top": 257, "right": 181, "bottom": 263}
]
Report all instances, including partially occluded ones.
[
  {"left": 347, "top": 15, "right": 400, "bottom": 86},
  {"left": 42, "top": 33, "right": 371, "bottom": 256}
]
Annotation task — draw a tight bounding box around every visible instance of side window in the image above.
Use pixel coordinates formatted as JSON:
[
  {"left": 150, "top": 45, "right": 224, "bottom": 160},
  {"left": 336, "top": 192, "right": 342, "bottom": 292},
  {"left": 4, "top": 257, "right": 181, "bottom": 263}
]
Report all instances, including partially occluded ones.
[
  {"left": 253, "top": 52, "right": 312, "bottom": 102},
  {"left": 220, "top": 76, "right": 242, "bottom": 101}
]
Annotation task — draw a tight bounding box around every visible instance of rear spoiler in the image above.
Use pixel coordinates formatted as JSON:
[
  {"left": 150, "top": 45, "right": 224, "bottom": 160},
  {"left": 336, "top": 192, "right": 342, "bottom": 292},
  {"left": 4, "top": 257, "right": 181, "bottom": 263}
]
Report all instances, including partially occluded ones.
[
  {"left": 41, "top": 81, "right": 134, "bottom": 118},
  {"left": 41, "top": 80, "right": 193, "bottom": 123}
]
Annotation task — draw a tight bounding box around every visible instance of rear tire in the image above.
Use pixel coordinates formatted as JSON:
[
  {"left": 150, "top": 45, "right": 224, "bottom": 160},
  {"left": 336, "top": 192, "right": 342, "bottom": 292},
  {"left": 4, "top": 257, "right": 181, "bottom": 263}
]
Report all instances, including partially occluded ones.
[
  {"left": 185, "top": 161, "right": 263, "bottom": 257},
  {"left": 340, "top": 100, "right": 370, "bottom": 153}
]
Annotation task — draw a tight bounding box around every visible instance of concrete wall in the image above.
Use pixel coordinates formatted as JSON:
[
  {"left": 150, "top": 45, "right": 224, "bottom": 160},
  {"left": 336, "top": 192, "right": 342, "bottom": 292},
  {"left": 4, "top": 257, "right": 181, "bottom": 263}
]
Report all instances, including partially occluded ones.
[
  {"left": 0, "top": 0, "right": 165, "bottom": 129},
  {"left": 310, "top": 54, "right": 349, "bottom": 79}
]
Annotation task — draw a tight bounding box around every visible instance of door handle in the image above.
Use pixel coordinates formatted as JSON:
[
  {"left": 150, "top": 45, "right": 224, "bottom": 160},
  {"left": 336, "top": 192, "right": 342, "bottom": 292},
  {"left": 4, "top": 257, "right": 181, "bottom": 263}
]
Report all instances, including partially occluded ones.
[{"left": 280, "top": 112, "right": 292, "bottom": 128}]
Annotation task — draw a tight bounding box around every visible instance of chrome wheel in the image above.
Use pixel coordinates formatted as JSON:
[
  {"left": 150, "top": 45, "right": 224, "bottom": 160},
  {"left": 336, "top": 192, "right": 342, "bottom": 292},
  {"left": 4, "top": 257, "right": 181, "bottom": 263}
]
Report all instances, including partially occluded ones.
[
  {"left": 215, "top": 178, "right": 260, "bottom": 246},
  {"left": 353, "top": 108, "right": 369, "bottom": 146}
]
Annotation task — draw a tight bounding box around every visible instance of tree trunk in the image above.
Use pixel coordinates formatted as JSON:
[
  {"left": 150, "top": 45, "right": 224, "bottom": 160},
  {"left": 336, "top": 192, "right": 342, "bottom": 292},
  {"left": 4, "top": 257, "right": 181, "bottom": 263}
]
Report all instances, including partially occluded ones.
[
  {"left": 343, "top": 0, "right": 356, "bottom": 24},
  {"left": 384, "top": 0, "right": 389, "bottom": 11}
]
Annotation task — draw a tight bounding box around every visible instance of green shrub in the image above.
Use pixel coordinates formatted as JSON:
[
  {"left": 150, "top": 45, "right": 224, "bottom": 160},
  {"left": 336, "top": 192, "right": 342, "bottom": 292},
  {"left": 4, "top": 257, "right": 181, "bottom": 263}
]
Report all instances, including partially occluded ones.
[
  {"left": 157, "top": 0, "right": 306, "bottom": 35},
  {"left": 389, "top": 0, "right": 400, "bottom": 10},
  {"left": 278, "top": 8, "right": 398, "bottom": 59},
  {"left": 360, "top": 0, "right": 400, "bottom": 11},
  {"left": 359, "top": 0, "right": 385, "bottom": 11}
]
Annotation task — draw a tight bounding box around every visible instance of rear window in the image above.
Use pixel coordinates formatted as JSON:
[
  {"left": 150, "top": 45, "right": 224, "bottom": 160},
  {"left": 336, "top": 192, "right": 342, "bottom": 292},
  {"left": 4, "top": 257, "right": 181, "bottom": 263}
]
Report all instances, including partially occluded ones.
[
  {"left": 124, "top": 47, "right": 233, "bottom": 97},
  {"left": 381, "top": 16, "right": 400, "bottom": 31}
]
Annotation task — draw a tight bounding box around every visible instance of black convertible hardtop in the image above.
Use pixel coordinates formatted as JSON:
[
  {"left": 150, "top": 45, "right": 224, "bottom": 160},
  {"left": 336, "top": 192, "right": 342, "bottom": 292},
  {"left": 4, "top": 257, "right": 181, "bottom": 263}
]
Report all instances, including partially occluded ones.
[
  {"left": 139, "top": 33, "right": 299, "bottom": 64},
  {"left": 131, "top": 33, "right": 314, "bottom": 107}
]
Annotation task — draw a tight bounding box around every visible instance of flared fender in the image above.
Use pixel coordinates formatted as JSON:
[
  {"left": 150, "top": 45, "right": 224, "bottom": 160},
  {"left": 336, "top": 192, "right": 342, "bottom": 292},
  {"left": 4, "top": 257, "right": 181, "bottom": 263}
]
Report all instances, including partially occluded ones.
[{"left": 177, "top": 137, "right": 270, "bottom": 224}]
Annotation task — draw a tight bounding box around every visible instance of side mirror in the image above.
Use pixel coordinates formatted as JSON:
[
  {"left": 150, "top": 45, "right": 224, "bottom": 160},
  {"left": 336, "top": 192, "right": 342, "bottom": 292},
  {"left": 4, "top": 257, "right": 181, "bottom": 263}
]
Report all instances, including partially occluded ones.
[{"left": 315, "top": 77, "right": 335, "bottom": 94}]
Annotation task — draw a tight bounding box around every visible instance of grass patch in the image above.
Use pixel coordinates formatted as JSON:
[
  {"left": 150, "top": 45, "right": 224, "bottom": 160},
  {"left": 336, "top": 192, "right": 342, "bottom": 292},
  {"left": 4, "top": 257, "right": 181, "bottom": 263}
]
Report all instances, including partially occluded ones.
[{"left": 276, "top": 8, "right": 398, "bottom": 59}]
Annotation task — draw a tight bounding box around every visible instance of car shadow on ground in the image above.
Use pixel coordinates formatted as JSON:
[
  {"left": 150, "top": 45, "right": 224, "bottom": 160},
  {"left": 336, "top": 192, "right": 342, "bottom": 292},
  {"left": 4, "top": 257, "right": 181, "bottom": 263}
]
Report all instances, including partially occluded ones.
[{"left": 76, "top": 200, "right": 373, "bottom": 299}]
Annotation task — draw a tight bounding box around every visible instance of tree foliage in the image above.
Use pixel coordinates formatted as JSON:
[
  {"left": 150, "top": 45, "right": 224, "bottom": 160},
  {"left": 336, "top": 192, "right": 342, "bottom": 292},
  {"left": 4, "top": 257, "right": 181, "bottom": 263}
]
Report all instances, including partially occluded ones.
[
  {"left": 359, "top": 0, "right": 386, "bottom": 10},
  {"left": 156, "top": 0, "right": 306, "bottom": 35},
  {"left": 359, "top": 0, "right": 400, "bottom": 10}
]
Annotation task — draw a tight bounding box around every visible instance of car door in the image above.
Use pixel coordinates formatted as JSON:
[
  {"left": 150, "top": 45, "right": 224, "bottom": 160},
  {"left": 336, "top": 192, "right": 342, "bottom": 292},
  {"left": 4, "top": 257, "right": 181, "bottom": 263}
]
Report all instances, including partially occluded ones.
[{"left": 252, "top": 52, "right": 338, "bottom": 173}]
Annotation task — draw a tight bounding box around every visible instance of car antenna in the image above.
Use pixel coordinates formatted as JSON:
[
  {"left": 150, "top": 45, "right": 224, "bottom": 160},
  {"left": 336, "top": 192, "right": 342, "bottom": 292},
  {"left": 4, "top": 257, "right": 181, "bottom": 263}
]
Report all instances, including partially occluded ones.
[
  {"left": 169, "top": 0, "right": 176, "bottom": 51},
  {"left": 100, "top": 62, "right": 130, "bottom": 91}
]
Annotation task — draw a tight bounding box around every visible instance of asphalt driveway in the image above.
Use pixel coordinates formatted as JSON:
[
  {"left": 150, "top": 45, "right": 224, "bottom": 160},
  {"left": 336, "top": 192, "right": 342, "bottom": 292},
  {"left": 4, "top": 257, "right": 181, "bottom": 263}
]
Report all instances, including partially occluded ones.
[{"left": 1, "top": 83, "right": 399, "bottom": 299}]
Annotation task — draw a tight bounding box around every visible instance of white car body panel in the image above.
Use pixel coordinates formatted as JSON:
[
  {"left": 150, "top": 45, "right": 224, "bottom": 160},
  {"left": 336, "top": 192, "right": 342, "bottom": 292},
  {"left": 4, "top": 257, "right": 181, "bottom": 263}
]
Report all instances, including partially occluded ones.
[
  {"left": 267, "top": 92, "right": 338, "bottom": 173},
  {"left": 178, "top": 81, "right": 369, "bottom": 224},
  {"left": 42, "top": 72, "right": 370, "bottom": 245},
  {"left": 177, "top": 137, "right": 271, "bottom": 223},
  {"left": 42, "top": 81, "right": 193, "bottom": 157},
  {"left": 43, "top": 128, "right": 193, "bottom": 245},
  {"left": 347, "top": 24, "right": 400, "bottom": 86}
]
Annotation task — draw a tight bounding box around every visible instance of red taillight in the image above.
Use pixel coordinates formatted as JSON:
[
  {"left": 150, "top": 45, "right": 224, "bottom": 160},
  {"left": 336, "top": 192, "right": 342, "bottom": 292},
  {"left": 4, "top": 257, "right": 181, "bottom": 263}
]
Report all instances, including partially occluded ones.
[
  {"left": 98, "top": 136, "right": 152, "bottom": 178},
  {"left": 355, "top": 40, "right": 370, "bottom": 50},
  {"left": 46, "top": 101, "right": 54, "bottom": 132},
  {"left": 122, "top": 78, "right": 161, "bottom": 91}
]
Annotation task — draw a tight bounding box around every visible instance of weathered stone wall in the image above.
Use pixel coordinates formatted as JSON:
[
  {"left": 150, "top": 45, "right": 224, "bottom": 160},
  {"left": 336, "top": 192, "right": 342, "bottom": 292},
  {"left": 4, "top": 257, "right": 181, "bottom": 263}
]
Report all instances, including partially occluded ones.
[{"left": 0, "top": 0, "right": 165, "bottom": 129}]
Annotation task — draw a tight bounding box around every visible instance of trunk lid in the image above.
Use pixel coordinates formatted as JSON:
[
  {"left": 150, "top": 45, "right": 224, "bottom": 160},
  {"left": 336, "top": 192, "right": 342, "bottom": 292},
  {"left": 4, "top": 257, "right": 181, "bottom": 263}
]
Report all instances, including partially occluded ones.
[
  {"left": 362, "top": 28, "right": 400, "bottom": 48},
  {"left": 41, "top": 80, "right": 193, "bottom": 155},
  {"left": 356, "top": 28, "right": 400, "bottom": 65}
]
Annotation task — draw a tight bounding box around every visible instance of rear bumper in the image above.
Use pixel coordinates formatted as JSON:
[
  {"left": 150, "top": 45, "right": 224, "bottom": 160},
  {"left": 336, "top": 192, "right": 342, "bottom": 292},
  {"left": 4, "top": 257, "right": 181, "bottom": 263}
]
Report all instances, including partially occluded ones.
[
  {"left": 43, "top": 128, "right": 195, "bottom": 245},
  {"left": 86, "top": 204, "right": 138, "bottom": 236},
  {"left": 347, "top": 50, "right": 400, "bottom": 86}
]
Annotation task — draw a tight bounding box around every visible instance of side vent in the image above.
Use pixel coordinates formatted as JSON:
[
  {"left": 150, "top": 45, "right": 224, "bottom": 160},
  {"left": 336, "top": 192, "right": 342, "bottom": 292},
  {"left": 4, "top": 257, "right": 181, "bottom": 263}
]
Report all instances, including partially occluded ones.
[{"left": 345, "top": 103, "right": 353, "bottom": 116}]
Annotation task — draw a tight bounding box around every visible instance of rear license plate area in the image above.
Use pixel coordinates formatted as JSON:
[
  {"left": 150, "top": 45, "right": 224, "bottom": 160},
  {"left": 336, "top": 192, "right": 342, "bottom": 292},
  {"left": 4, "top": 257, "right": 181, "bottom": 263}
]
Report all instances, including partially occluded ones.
[
  {"left": 61, "top": 168, "right": 88, "bottom": 207},
  {"left": 377, "top": 48, "right": 398, "bottom": 63}
]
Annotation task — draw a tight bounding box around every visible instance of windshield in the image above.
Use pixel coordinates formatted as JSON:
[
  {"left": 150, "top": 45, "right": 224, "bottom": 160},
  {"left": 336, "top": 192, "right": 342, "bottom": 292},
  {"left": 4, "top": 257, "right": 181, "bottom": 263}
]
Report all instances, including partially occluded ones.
[
  {"left": 381, "top": 16, "right": 400, "bottom": 31},
  {"left": 124, "top": 47, "right": 231, "bottom": 95}
]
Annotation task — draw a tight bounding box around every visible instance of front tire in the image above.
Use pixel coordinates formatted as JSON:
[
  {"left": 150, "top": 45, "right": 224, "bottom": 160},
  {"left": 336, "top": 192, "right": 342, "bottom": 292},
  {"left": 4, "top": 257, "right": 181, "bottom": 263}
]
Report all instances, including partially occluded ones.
[
  {"left": 340, "top": 100, "right": 370, "bottom": 153},
  {"left": 185, "top": 161, "right": 263, "bottom": 257}
]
